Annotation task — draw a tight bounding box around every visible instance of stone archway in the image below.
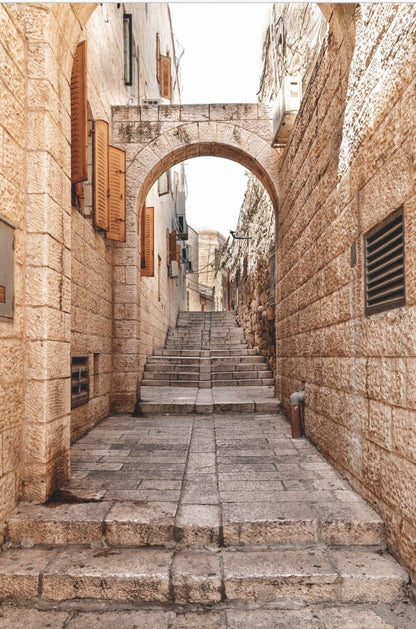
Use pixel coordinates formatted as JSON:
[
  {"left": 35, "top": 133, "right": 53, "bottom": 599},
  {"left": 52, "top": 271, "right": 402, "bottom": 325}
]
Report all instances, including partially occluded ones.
[
  {"left": 109, "top": 103, "right": 278, "bottom": 412},
  {"left": 112, "top": 104, "right": 278, "bottom": 211}
]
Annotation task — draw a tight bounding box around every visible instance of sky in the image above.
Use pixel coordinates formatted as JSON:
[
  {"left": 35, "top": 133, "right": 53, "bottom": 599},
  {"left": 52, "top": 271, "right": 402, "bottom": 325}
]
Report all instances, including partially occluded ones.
[{"left": 169, "top": 3, "right": 271, "bottom": 237}]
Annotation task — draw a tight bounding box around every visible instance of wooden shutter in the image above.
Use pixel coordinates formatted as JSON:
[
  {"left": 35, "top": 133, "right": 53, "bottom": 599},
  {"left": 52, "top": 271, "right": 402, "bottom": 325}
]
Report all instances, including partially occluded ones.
[
  {"left": 141, "top": 206, "right": 154, "bottom": 277},
  {"left": 169, "top": 230, "right": 177, "bottom": 263},
  {"left": 176, "top": 244, "right": 181, "bottom": 264},
  {"left": 160, "top": 55, "right": 171, "bottom": 100},
  {"left": 71, "top": 40, "right": 88, "bottom": 183},
  {"left": 93, "top": 120, "right": 109, "bottom": 231},
  {"left": 107, "top": 146, "right": 126, "bottom": 242}
]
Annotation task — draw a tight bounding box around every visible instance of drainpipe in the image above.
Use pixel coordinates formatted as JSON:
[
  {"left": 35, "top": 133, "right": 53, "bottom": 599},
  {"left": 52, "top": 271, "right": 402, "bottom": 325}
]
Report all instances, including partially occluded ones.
[{"left": 289, "top": 390, "right": 305, "bottom": 439}]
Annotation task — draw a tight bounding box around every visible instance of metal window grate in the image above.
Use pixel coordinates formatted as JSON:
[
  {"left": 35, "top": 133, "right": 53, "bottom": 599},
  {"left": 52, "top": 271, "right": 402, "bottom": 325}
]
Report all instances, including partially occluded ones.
[
  {"left": 365, "top": 209, "right": 405, "bottom": 315},
  {"left": 71, "top": 357, "right": 89, "bottom": 408}
]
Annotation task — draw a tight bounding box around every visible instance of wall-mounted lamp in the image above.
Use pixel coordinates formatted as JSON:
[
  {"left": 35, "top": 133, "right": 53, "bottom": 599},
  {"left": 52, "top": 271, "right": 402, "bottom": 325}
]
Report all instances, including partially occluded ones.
[{"left": 230, "top": 230, "right": 251, "bottom": 240}]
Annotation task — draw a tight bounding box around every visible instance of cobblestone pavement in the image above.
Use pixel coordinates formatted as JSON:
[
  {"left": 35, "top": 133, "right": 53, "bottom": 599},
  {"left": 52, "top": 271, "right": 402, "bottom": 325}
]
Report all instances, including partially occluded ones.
[{"left": 1, "top": 412, "right": 415, "bottom": 627}]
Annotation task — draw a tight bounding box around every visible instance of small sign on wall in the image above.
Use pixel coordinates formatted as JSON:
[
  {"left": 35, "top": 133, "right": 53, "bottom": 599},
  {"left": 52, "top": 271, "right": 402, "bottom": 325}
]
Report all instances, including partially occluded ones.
[{"left": 0, "top": 217, "right": 14, "bottom": 319}]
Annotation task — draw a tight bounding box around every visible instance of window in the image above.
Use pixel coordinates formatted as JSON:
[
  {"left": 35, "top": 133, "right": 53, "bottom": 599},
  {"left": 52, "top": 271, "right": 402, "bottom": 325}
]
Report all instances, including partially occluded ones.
[
  {"left": 92, "top": 120, "right": 126, "bottom": 240},
  {"left": 158, "top": 170, "right": 170, "bottom": 196},
  {"left": 160, "top": 54, "right": 171, "bottom": 100},
  {"left": 107, "top": 146, "right": 126, "bottom": 241},
  {"left": 71, "top": 41, "right": 88, "bottom": 183},
  {"left": 169, "top": 230, "right": 178, "bottom": 263},
  {"left": 123, "top": 14, "right": 133, "bottom": 85},
  {"left": 364, "top": 208, "right": 405, "bottom": 315},
  {"left": 71, "top": 357, "right": 89, "bottom": 408},
  {"left": 156, "top": 33, "right": 171, "bottom": 100},
  {"left": 93, "top": 120, "right": 109, "bottom": 231},
  {"left": 141, "top": 206, "right": 154, "bottom": 276}
]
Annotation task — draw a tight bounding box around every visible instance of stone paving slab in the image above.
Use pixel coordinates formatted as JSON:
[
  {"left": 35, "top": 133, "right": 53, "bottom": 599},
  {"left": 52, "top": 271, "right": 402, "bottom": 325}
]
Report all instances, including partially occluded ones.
[
  {"left": 1, "top": 603, "right": 416, "bottom": 629},
  {"left": 6, "top": 413, "right": 386, "bottom": 549},
  {"left": 2, "top": 412, "right": 415, "bottom": 618}
]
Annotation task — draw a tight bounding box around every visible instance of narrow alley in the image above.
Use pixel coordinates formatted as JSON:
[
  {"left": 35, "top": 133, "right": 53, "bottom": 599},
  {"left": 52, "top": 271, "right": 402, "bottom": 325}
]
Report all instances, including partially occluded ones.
[{"left": 1, "top": 2, "right": 416, "bottom": 626}]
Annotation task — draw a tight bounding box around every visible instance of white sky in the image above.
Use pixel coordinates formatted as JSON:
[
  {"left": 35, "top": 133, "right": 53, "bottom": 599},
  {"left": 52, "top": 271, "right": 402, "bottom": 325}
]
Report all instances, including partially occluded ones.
[{"left": 169, "top": 3, "right": 271, "bottom": 237}]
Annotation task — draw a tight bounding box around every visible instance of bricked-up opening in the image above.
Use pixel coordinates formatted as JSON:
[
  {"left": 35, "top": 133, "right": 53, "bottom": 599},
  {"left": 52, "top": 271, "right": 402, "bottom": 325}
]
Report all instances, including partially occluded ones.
[
  {"left": 365, "top": 208, "right": 405, "bottom": 316},
  {"left": 71, "top": 357, "right": 90, "bottom": 408}
]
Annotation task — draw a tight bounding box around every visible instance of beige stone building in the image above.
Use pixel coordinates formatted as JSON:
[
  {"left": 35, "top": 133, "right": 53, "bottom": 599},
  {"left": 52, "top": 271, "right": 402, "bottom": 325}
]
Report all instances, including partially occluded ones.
[
  {"left": 184, "top": 227, "right": 226, "bottom": 312},
  {"left": 0, "top": 3, "right": 187, "bottom": 518},
  {"left": 1, "top": 0, "right": 416, "bottom": 587}
]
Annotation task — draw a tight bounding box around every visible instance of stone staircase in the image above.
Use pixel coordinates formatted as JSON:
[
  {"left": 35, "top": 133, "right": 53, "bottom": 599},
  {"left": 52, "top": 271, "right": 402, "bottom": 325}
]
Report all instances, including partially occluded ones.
[
  {"left": 142, "top": 311, "right": 275, "bottom": 388},
  {"left": 0, "top": 413, "right": 413, "bottom": 626}
]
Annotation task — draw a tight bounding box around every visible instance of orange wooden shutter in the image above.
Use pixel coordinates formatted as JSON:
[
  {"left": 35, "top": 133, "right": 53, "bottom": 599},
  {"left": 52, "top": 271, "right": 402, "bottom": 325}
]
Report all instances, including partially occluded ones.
[
  {"left": 93, "top": 120, "right": 109, "bottom": 231},
  {"left": 160, "top": 55, "right": 171, "bottom": 100},
  {"left": 176, "top": 244, "right": 181, "bottom": 264},
  {"left": 107, "top": 146, "right": 126, "bottom": 242},
  {"left": 141, "top": 206, "right": 154, "bottom": 277},
  {"left": 169, "top": 229, "right": 177, "bottom": 263},
  {"left": 71, "top": 40, "right": 88, "bottom": 183}
]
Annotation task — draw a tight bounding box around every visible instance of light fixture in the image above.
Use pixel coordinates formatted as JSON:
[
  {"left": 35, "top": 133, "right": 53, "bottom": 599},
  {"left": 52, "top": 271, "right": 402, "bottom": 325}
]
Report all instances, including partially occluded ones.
[{"left": 230, "top": 230, "right": 251, "bottom": 240}]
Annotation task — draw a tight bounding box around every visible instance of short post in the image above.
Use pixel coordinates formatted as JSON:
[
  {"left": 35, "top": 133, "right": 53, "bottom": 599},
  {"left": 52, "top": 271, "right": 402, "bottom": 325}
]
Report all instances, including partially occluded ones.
[{"left": 289, "top": 390, "right": 305, "bottom": 439}]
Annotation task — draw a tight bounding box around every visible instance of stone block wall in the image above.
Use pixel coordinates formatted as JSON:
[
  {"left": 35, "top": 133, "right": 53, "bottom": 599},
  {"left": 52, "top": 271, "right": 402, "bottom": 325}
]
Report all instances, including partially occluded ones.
[
  {"left": 276, "top": 3, "right": 416, "bottom": 577},
  {"left": 139, "top": 182, "right": 187, "bottom": 380},
  {"left": 0, "top": 4, "right": 27, "bottom": 535},
  {"left": 0, "top": 1, "right": 184, "bottom": 512}
]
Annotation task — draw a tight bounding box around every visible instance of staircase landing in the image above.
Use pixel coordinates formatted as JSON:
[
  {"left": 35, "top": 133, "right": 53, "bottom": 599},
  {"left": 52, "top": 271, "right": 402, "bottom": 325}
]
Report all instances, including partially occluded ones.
[{"left": 139, "top": 385, "right": 280, "bottom": 415}]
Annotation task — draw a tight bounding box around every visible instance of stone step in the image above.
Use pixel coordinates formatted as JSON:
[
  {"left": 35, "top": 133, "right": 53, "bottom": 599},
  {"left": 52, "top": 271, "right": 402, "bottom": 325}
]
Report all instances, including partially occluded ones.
[
  {"left": 0, "top": 546, "right": 407, "bottom": 607},
  {"left": 144, "top": 365, "right": 201, "bottom": 373},
  {"left": 154, "top": 349, "right": 256, "bottom": 357},
  {"left": 6, "top": 493, "right": 384, "bottom": 550},
  {"left": 140, "top": 397, "right": 282, "bottom": 415},
  {"left": 213, "top": 378, "right": 275, "bottom": 387},
  {"left": 1, "top": 602, "right": 415, "bottom": 628},
  {"left": 212, "top": 370, "right": 273, "bottom": 380},
  {"left": 141, "top": 380, "right": 200, "bottom": 387},
  {"left": 144, "top": 368, "right": 199, "bottom": 380}
]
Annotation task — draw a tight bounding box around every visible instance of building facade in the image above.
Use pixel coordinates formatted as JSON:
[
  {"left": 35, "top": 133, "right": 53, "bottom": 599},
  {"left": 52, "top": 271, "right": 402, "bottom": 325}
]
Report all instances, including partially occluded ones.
[
  {"left": 0, "top": 3, "right": 187, "bottom": 518},
  {"left": 217, "top": 2, "right": 416, "bottom": 579}
]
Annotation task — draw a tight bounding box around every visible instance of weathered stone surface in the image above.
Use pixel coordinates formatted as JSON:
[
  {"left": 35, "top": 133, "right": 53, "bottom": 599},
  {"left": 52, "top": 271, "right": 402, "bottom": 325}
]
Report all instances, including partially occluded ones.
[
  {"left": 172, "top": 551, "right": 222, "bottom": 603},
  {"left": 223, "top": 548, "right": 338, "bottom": 602},
  {"left": 6, "top": 502, "right": 109, "bottom": 546},
  {"left": 41, "top": 548, "right": 172, "bottom": 602},
  {"left": 105, "top": 501, "right": 176, "bottom": 546}
]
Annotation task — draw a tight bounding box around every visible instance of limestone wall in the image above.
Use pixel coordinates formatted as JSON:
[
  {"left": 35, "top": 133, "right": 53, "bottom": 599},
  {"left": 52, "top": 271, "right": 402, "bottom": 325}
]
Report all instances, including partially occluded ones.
[
  {"left": 0, "top": 2, "right": 185, "bottom": 514},
  {"left": 215, "top": 3, "right": 326, "bottom": 374},
  {"left": 139, "top": 180, "right": 187, "bottom": 381},
  {"left": 70, "top": 3, "right": 184, "bottom": 435},
  {"left": 276, "top": 3, "right": 416, "bottom": 577},
  {"left": 0, "top": 4, "right": 27, "bottom": 534}
]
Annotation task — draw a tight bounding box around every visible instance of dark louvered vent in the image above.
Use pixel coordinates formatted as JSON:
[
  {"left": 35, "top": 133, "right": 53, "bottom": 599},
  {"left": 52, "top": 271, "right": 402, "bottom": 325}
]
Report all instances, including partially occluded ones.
[
  {"left": 365, "top": 209, "right": 405, "bottom": 315},
  {"left": 71, "top": 357, "right": 90, "bottom": 408}
]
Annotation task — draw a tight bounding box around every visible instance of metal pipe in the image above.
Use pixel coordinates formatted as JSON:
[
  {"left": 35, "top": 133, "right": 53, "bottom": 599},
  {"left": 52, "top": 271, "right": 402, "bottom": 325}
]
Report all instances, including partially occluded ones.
[{"left": 289, "top": 390, "right": 305, "bottom": 439}]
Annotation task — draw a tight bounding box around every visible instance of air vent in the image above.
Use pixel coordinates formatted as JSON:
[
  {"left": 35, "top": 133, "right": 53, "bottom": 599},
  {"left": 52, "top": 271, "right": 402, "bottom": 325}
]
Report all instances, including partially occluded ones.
[
  {"left": 168, "top": 260, "right": 179, "bottom": 278},
  {"left": 71, "top": 357, "right": 89, "bottom": 408},
  {"left": 365, "top": 209, "right": 405, "bottom": 315}
]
